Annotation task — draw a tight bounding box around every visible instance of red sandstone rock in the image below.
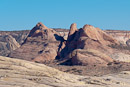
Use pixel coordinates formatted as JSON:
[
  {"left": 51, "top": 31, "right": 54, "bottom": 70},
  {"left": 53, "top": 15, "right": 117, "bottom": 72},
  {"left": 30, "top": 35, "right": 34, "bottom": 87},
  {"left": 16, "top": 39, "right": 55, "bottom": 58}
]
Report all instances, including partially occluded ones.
[
  {"left": 70, "top": 49, "right": 113, "bottom": 66},
  {"left": 9, "top": 22, "right": 64, "bottom": 63},
  {"left": 8, "top": 23, "right": 119, "bottom": 66},
  {"left": 67, "top": 23, "right": 77, "bottom": 41},
  {"left": 61, "top": 24, "right": 118, "bottom": 66},
  {"left": 81, "top": 24, "right": 119, "bottom": 45}
]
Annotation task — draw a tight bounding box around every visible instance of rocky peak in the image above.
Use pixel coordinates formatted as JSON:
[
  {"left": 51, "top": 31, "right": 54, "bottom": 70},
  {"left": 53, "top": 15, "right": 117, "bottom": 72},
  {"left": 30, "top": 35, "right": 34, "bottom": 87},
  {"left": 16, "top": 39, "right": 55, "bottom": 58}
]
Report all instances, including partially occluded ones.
[
  {"left": 60, "top": 24, "right": 120, "bottom": 66},
  {"left": 68, "top": 23, "right": 77, "bottom": 36},
  {"left": 83, "top": 24, "right": 94, "bottom": 29},
  {"left": 9, "top": 22, "right": 65, "bottom": 63},
  {"left": 28, "top": 22, "right": 48, "bottom": 37},
  {"left": 8, "top": 23, "right": 119, "bottom": 66},
  {"left": 80, "top": 24, "right": 119, "bottom": 45},
  {"left": 67, "top": 23, "right": 77, "bottom": 41},
  {"left": 81, "top": 24, "right": 101, "bottom": 41},
  {"left": 36, "top": 22, "right": 48, "bottom": 29}
]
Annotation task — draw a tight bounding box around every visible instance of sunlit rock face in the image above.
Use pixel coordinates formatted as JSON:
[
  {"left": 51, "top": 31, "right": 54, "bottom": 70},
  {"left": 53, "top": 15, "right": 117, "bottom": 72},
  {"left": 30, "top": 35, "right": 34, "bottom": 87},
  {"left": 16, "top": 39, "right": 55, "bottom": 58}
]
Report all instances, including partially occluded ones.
[
  {"left": 60, "top": 24, "right": 119, "bottom": 66},
  {"left": 9, "top": 22, "right": 65, "bottom": 63},
  {"left": 0, "top": 35, "right": 20, "bottom": 56}
]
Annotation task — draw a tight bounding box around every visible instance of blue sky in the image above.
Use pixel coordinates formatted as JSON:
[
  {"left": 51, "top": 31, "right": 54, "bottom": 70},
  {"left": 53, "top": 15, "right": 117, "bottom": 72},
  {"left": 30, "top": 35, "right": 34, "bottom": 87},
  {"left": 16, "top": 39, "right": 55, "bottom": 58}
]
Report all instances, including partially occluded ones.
[{"left": 0, "top": 0, "right": 130, "bottom": 31}]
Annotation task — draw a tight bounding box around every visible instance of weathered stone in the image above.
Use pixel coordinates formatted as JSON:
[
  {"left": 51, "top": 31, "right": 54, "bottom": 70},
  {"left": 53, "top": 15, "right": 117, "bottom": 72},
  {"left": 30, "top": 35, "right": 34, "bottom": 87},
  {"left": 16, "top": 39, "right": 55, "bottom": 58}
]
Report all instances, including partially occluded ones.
[
  {"left": 61, "top": 24, "right": 118, "bottom": 66},
  {"left": 9, "top": 22, "right": 64, "bottom": 63}
]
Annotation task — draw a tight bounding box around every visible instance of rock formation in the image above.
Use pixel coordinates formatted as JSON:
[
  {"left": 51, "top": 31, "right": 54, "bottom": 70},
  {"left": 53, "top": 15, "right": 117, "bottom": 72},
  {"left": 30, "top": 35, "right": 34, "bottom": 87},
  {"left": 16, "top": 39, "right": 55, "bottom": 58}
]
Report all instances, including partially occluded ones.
[
  {"left": 5, "top": 35, "right": 20, "bottom": 51},
  {"left": 67, "top": 23, "right": 77, "bottom": 41},
  {"left": 8, "top": 23, "right": 124, "bottom": 66},
  {"left": 0, "top": 35, "right": 20, "bottom": 56},
  {"left": 9, "top": 22, "right": 64, "bottom": 63},
  {"left": 60, "top": 24, "right": 119, "bottom": 66},
  {"left": 81, "top": 24, "right": 119, "bottom": 45},
  {"left": 70, "top": 49, "right": 113, "bottom": 66}
]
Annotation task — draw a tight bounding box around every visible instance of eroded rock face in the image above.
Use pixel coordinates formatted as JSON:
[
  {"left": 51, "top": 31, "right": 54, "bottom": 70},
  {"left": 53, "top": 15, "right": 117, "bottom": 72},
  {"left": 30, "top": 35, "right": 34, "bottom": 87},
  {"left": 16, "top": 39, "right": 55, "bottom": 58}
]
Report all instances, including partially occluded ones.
[
  {"left": 25, "top": 22, "right": 60, "bottom": 42},
  {"left": 82, "top": 24, "right": 119, "bottom": 45},
  {"left": 61, "top": 24, "right": 119, "bottom": 66},
  {"left": 5, "top": 35, "right": 20, "bottom": 51},
  {"left": 8, "top": 23, "right": 120, "bottom": 66},
  {"left": 70, "top": 49, "right": 113, "bottom": 66},
  {"left": 0, "top": 35, "right": 20, "bottom": 56},
  {"left": 9, "top": 22, "right": 64, "bottom": 63}
]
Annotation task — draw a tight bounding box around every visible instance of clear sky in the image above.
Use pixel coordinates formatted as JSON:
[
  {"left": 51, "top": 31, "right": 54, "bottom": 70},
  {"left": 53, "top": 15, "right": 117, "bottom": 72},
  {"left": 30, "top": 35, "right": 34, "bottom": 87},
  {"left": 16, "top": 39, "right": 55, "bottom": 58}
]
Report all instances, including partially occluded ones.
[{"left": 0, "top": 0, "right": 130, "bottom": 31}]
